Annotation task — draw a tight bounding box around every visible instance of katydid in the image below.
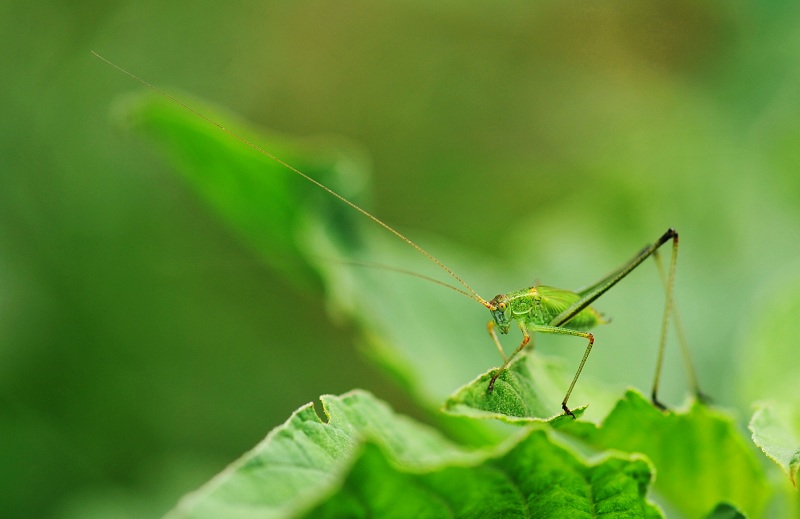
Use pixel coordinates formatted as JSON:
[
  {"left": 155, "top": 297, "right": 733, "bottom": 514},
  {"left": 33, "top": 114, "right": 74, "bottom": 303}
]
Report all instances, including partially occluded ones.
[{"left": 92, "top": 51, "right": 704, "bottom": 418}]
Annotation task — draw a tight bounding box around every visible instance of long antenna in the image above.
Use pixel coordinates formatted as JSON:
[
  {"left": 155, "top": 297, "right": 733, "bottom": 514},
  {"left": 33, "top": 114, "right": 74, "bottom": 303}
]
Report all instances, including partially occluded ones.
[
  {"left": 327, "top": 259, "right": 481, "bottom": 301},
  {"left": 92, "top": 51, "right": 493, "bottom": 309}
]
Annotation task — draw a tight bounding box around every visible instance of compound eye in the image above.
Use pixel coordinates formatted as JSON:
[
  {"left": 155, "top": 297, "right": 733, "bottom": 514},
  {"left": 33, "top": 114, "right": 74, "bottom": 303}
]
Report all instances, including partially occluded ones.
[{"left": 498, "top": 301, "right": 506, "bottom": 311}]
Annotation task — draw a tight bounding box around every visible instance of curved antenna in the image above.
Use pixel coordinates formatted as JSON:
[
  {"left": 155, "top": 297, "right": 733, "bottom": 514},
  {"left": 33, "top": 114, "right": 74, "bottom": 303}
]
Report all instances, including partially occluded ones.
[{"left": 92, "top": 51, "right": 493, "bottom": 310}]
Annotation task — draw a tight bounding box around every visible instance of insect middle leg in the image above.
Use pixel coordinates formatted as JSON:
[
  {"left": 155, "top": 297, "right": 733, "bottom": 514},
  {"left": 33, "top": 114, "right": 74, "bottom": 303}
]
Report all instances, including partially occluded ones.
[
  {"left": 488, "top": 323, "right": 594, "bottom": 418},
  {"left": 531, "top": 325, "right": 594, "bottom": 418}
]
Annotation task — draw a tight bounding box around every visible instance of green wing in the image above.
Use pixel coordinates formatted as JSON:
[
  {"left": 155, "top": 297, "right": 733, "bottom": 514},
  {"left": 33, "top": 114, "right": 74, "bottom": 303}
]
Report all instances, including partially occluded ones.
[{"left": 536, "top": 286, "right": 607, "bottom": 331}]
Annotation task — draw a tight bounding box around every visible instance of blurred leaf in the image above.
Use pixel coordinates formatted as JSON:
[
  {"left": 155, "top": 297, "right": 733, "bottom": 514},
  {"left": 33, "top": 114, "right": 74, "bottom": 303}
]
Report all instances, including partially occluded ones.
[
  {"left": 123, "top": 91, "right": 369, "bottom": 291},
  {"left": 563, "top": 390, "right": 770, "bottom": 518},
  {"left": 127, "top": 93, "right": 514, "bottom": 420},
  {"left": 750, "top": 401, "right": 800, "bottom": 488},
  {"left": 166, "top": 390, "right": 662, "bottom": 519},
  {"left": 443, "top": 351, "right": 589, "bottom": 424}
]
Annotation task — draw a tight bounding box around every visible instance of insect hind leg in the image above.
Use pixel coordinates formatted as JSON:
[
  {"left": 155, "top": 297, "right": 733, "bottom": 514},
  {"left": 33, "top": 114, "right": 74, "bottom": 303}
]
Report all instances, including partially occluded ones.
[{"left": 650, "top": 235, "right": 708, "bottom": 409}]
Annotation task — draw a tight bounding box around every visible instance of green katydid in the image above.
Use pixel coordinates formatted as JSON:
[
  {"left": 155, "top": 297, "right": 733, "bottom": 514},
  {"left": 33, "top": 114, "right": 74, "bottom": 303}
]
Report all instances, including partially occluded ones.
[{"left": 93, "top": 51, "right": 704, "bottom": 418}]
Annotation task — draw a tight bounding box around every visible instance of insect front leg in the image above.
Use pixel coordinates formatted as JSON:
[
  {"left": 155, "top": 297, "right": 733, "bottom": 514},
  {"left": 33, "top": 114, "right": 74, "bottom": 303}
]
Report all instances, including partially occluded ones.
[
  {"left": 487, "top": 321, "right": 531, "bottom": 393},
  {"left": 487, "top": 321, "right": 507, "bottom": 362}
]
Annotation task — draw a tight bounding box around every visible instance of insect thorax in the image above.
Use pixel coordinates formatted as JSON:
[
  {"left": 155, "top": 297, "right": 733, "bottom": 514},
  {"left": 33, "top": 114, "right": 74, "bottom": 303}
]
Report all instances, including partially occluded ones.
[{"left": 504, "top": 286, "right": 605, "bottom": 330}]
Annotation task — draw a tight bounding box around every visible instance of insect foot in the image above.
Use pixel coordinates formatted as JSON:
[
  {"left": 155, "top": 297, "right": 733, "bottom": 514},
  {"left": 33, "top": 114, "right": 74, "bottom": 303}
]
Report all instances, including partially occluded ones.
[
  {"left": 561, "top": 403, "right": 576, "bottom": 419},
  {"left": 486, "top": 372, "right": 501, "bottom": 394},
  {"left": 651, "top": 391, "right": 669, "bottom": 412},
  {"left": 695, "top": 390, "right": 713, "bottom": 406}
]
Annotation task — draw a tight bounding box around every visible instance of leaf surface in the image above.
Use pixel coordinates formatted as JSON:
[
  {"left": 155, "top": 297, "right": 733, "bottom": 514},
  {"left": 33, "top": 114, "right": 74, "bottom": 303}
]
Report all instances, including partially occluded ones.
[
  {"left": 306, "top": 430, "right": 662, "bottom": 519},
  {"left": 563, "top": 390, "right": 769, "bottom": 518},
  {"left": 166, "top": 390, "right": 661, "bottom": 519},
  {"left": 443, "top": 351, "right": 588, "bottom": 424}
]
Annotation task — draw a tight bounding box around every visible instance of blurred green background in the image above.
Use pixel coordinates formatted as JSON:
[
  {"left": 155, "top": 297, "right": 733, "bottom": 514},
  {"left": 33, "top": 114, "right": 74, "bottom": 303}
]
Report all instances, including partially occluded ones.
[{"left": 3, "top": 1, "right": 800, "bottom": 517}]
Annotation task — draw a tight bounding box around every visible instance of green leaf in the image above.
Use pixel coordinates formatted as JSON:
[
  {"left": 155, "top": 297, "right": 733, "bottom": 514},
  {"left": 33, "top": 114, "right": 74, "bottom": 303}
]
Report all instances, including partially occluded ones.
[
  {"left": 120, "top": 92, "right": 369, "bottom": 290},
  {"left": 306, "top": 430, "right": 663, "bottom": 518},
  {"left": 750, "top": 401, "right": 800, "bottom": 487},
  {"left": 563, "top": 390, "right": 770, "bottom": 518},
  {"left": 165, "top": 390, "right": 486, "bottom": 519},
  {"left": 166, "top": 390, "right": 661, "bottom": 519},
  {"left": 443, "top": 351, "right": 588, "bottom": 424}
]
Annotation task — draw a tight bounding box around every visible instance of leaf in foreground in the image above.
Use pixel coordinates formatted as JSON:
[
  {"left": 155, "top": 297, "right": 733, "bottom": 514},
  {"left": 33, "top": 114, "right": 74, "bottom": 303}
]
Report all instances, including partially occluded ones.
[
  {"left": 306, "top": 430, "right": 661, "bottom": 518},
  {"left": 564, "top": 390, "right": 770, "bottom": 518},
  {"left": 750, "top": 401, "right": 800, "bottom": 487},
  {"left": 167, "top": 390, "right": 661, "bottom": 518}
]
